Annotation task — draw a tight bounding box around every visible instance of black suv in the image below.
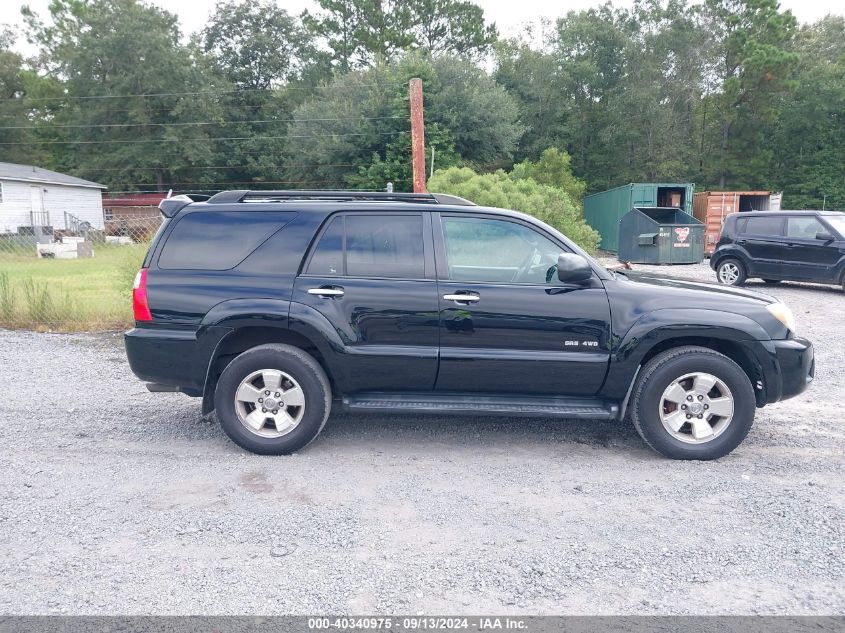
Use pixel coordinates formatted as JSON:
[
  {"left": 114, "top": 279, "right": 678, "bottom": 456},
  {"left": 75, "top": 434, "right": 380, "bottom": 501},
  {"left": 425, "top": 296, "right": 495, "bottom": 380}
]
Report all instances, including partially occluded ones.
[
  {"left": 711, "top": 210, "right": 845, "bottom": 289},
  {"left": 125, "top": 190, "right": 814, "bottom": 460}
]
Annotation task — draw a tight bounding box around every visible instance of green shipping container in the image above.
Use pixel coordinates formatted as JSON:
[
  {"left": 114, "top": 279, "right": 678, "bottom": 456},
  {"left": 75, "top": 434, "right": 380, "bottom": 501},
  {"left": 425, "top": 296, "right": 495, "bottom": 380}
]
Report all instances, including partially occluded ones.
[{"left": 583, "top": 182, "right": 695, "bottom": 252}]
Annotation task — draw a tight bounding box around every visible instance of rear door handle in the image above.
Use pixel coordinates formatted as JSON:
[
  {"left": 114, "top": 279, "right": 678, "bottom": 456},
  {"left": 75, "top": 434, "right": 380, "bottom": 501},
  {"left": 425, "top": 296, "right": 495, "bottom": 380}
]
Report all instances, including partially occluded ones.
[
  {"left": 736, "top": 239, "right": 746, "bottom": 245},
  {"left": 308, "top": 286, "right": 345, "bottom": 297},
  {"left": 443, "top": 293, "right": 480, "bottom": 303}
]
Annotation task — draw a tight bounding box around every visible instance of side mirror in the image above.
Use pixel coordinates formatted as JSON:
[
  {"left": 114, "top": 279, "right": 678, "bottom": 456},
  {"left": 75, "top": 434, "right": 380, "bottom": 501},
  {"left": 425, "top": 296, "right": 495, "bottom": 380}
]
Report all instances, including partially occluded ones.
[
  {"left": 816, "top": 231, "right": 834, "bottom": 242},
  {"left": 557, "top": 253, "right": 593, "bottom": 284}
]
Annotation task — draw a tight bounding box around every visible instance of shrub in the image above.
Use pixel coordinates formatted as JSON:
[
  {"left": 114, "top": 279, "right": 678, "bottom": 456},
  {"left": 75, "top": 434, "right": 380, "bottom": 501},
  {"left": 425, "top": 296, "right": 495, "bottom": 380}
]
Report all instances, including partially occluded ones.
[{"left": 428, "top": 166, "right": 600, "bottom": 252}]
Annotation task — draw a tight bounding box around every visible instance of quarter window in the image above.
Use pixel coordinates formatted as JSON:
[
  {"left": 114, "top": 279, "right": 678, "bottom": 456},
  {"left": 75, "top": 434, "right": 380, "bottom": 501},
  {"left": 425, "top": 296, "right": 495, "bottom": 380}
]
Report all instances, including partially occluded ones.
[
  {"left": 158, "top": 211, "right": 292, "bottom": 270},
  {"left": 786, "top": 216, "right": 825, "bottom": 239},
  {"left": 306, "top": 214, "right": 425, "bottom": 279},
  {"left": 744, "top": 216, "right": 784, "bottom": 237},
  {"left": 441, "top": 216, "right": 564, "bottom": 284}
]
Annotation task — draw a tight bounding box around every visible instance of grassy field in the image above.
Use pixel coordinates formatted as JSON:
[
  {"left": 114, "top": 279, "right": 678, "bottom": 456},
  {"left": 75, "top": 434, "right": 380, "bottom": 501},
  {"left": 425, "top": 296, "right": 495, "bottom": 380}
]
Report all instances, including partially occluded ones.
[{"left": 0, "top": 243, "right": 147, "bottom": 332}]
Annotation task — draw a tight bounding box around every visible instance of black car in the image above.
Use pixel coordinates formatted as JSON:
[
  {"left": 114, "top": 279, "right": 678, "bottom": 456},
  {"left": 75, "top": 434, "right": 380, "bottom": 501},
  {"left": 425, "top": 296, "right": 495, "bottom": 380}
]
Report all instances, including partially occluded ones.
[
  {"left": 125, "top": 190, "right": 814, "bottom": 460},
  {"left": 711, "top": 210, "right": 845, "bottom": 289}
]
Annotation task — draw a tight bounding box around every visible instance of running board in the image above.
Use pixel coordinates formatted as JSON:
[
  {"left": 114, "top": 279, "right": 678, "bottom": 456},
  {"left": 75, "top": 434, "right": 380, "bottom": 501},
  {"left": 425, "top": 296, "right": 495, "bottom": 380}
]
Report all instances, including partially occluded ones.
[{"left": 342, "top": 393, "right": 618, "bottom": 419}]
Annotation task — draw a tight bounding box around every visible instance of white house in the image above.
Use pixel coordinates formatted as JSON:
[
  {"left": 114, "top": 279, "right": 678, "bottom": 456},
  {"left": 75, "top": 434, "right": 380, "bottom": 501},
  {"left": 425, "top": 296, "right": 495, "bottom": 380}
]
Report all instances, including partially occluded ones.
[{"left": 0, "top": 162, "right": 106, "bottom": 234}]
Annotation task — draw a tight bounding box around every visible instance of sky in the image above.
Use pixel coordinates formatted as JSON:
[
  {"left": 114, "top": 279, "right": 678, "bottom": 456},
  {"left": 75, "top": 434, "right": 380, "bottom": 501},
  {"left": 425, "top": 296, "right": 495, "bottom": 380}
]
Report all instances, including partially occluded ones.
[{"left": 3, "top": 0, "right": 844, "bottom": 50}]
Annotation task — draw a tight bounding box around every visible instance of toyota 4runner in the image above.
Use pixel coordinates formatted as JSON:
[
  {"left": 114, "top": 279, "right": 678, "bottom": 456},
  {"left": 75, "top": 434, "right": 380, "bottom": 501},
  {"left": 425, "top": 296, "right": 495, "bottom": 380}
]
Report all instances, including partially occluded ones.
[{"left": 125, "top": 190, "right": 814, "bottom": 460}]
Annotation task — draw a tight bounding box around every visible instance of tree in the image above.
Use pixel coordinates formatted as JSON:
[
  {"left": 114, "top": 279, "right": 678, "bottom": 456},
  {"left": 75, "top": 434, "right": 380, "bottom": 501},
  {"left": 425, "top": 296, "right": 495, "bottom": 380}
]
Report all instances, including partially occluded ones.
[
  {"left": 408, "top": 0, "right": 497, "bottom": 57},
  {"left": 305, "top": 0, "right": 495, "bottom": 69},
  {"left": 768, "top": 17, "right": 845, "bottom": 209},
  {"left": 0, "top": 27, "right": 35, "bottom": 165},
  {"left": 700, "top": 0, "right": 798, "bottom": 188},
  {"left": 285, "top": 54, "right": 523, "bottom": 189},
  {"left": 510, "top": 148, "right": 586, "bottom": 203},
  {"left": 22, "top": 0, "right": 225, "bottom": 192},
  {"left": 429, "top": 166, "right": 600, "bottom": 251},
  {"left": 304, "top": 0, "right": 413, "bottom": 69},
  {"left": 201, "top": 0, "right": 319, "bottom": 89}
]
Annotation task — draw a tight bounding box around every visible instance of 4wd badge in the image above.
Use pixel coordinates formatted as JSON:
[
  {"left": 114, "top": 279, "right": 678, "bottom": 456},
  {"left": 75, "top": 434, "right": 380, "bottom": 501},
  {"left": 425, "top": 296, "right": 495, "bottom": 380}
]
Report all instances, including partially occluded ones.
[{"left": 673, "top": 227, "right": 691, "bottom": 248}]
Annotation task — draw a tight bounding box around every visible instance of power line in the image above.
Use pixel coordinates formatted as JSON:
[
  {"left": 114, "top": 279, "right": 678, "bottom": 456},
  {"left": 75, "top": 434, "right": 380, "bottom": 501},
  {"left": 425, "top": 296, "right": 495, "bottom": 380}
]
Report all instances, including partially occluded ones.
[
  {"left": 75, "top": 163, "right": 363, "bottom": 172},
  {"left": 0, "top": 84, "right": 407, "bottom": 103},
  {"left": 0, "top": 115, "right": 409, "bottom": 131},
  {"left": 0, "top": 130, "right": 407, "bottom": 146}
]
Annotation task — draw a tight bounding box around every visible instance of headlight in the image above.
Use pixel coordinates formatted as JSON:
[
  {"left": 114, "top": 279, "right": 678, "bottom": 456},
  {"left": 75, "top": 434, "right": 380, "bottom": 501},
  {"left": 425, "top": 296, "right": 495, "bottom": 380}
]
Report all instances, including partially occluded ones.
[{"left": 766, "top": 302, "right": 796, "bottom": 334}]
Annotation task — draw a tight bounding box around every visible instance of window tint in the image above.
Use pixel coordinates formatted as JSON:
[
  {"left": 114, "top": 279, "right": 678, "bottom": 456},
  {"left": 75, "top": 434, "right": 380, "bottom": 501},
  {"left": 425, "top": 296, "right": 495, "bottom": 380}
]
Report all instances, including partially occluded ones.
[
  {"left": 158, "top": 212, "right": 292, "bottom": 270},
  {"left": 345, "top": 215, "right": 424, "bottom": 278},
  {"left": 442, "top": 216, "right": 563, "bottom": 284},
  {"left": 744, "top": 216, "right": 784, "bottom": 237},
  {"left": 787, "top": 216, "right": 825, "bottom": 239},
  {"left": 306, "top": 215, "right": 343, "bottom": 275},
  {"left": 306, "top": 214, "right": 425, "bottom": 279}
]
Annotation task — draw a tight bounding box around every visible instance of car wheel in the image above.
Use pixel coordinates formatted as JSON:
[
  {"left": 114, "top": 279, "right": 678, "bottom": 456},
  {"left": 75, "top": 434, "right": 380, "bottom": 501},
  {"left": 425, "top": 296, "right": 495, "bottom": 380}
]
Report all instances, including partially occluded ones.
[
  {"left": 214, "top": 344, "right": 331, "bottom": 455},
  {"left": 763, "top": 279, "right": 781, "bottom": 284},
  {"left": 716, "top": 258, "right": 746, "bottom": 286},
  {"left": 630, "top": 346, "right": 755, "bottom": 460}
]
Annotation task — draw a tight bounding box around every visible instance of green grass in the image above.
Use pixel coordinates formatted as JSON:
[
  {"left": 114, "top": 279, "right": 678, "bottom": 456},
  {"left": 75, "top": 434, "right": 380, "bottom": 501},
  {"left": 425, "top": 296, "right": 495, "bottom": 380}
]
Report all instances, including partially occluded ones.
[{"left": 0, "top": 243, "right": 148, "bottom": 331}]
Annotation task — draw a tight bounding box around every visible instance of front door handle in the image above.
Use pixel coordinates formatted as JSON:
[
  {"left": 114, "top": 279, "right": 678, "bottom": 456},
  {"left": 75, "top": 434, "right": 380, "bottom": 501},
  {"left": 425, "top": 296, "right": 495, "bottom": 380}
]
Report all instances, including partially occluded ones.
[
  {"left": 443, "top": 293, "right": 480, "bottom": 303},
  {"left": 308, "top": 286, "right": 345, "bottom": 297}
]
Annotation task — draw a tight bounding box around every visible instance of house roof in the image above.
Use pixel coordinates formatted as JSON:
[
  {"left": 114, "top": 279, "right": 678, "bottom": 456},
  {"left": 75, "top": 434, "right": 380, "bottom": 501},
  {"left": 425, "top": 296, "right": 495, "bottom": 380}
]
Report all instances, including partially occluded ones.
[{"left": 0, "top": 162, "right": 105, "bottom": 189}]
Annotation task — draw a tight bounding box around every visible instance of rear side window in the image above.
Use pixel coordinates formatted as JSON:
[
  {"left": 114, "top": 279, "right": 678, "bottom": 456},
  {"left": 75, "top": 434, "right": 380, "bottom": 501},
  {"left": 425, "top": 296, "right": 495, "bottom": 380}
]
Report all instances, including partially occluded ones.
[
  {"left": 158, "top": 211, "right": 292, "bottom": 270},
  {"left": 744, "top": 216, "right": 784, "bottom": 237},
  {"left": 306, "top": 213, "right": 425, "bottom": 279}
]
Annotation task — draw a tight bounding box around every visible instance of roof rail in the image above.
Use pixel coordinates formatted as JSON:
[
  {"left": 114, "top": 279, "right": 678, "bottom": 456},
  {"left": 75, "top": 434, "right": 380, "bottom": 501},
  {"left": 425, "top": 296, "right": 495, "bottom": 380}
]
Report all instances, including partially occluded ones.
[{"left": 206, "top": 189, "right": 476, "bottom": 206}]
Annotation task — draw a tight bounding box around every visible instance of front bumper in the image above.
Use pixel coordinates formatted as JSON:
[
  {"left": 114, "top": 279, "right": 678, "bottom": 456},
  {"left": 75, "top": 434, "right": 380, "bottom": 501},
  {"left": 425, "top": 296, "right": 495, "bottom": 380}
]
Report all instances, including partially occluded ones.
[{"left": 773, "top": 336, "right": 814, "bottom": 401}]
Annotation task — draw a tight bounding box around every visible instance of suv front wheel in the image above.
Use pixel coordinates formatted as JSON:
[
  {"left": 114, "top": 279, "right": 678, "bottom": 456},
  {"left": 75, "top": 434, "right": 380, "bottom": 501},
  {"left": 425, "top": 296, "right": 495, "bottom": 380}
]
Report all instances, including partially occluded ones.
[
  {"left": 716, "top": 258, "right": 747, "bottom": 286},
  {"left": 214, "top": 344, "right": 331, "bottom": 455},
  {"left": 630, "top": 346, "right": 755, "bottom": 460}
]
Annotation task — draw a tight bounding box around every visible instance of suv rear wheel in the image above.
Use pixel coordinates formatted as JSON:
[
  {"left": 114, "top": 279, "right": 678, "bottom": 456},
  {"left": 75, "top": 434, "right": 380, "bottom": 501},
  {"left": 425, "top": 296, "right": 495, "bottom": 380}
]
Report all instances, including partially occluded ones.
[
  {"left": 630, "top": 346, "right": 755, "bottom": 460},
  {"left": 214, "top": 344, "right": 331, "bottom": 455},
  {"left": 716, "top": 258, "right": 747, "bottom": 286}
]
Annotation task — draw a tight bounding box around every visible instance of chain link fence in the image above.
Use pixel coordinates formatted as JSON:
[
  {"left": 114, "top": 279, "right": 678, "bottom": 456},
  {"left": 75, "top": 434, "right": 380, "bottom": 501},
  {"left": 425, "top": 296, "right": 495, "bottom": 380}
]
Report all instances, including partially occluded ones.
[{"left": 0, "top": 202, "right": 162, "bottom": 332}]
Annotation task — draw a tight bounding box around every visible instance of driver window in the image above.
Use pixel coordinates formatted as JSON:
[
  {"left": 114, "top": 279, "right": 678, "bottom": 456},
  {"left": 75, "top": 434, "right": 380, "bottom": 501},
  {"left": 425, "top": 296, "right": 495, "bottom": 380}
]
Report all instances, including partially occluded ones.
[{"left": 442, "top": 216, "right": 563, "bottom": 284}]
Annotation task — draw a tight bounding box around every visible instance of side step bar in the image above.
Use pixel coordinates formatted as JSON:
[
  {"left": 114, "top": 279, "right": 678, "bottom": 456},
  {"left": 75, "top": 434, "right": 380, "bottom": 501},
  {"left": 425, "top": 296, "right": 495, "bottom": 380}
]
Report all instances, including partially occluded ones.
[{"left": 342, "top": 393, "right": 618, "bottom": 419}]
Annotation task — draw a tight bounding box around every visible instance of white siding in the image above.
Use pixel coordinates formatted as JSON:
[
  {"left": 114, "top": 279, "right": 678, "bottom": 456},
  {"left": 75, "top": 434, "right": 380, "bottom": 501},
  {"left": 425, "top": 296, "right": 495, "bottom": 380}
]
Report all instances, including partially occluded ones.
[{"left": 0, "top": 179, "right": 104, "bottom": 232}]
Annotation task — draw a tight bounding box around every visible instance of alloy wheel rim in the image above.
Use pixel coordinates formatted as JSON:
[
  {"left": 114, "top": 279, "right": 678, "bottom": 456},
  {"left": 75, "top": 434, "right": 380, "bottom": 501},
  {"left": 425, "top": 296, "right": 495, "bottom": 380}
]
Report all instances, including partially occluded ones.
[
  {"left": 719, "top": 263, "right": 739, "bottom": 284},
  {"left": 658, "top": 372, "right": 734, "bottom": 444},
  {"left": 234, "top": 369, "right": 306, "bottom": 438}
]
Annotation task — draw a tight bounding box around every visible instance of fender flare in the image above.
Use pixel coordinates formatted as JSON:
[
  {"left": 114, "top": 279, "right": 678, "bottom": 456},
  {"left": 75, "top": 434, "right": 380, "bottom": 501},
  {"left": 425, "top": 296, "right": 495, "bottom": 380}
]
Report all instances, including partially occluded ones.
[
  {"left": 602, "top": 308, "right": 773, "bottom": 401},
  {"left": 198, "top": 299, "right": 351, "bottom": 414}
]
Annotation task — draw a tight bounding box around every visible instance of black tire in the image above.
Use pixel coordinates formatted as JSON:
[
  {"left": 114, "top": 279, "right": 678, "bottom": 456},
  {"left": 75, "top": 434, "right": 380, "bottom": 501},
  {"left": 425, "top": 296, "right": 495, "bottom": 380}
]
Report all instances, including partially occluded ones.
[
  {"left": 630, "top": 346, "right": 756, "bottom": 460},
  {"left": 214, "top": 344, "right": 331, "bottom": 455},
  {"left": 763, "top": 279, "right": 781, "bottom": 284},
  {"left": 715, "top": 257, "right": 747, "bottom": 286}
]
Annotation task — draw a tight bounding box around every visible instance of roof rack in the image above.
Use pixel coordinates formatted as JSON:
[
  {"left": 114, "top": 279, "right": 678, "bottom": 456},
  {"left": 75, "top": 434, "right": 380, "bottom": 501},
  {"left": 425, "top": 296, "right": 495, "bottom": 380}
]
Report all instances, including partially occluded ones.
[{"left": 206, "top": 189, "right": 476, "bottom": 206}]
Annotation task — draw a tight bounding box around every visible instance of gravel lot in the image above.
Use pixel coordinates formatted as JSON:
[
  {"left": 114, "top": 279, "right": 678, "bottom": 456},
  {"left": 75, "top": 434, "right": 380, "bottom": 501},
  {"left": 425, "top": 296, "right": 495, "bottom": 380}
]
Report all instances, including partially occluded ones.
[{"left": 0, "top": 261, "right": 843, "bottom": 615}]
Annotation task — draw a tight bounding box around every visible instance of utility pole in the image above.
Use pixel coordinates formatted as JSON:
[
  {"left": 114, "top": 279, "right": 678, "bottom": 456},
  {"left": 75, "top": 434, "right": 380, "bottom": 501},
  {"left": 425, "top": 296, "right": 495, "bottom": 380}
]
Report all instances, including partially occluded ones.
[{"left": 409, "top": 78, "right": 426, "bottom": 193}]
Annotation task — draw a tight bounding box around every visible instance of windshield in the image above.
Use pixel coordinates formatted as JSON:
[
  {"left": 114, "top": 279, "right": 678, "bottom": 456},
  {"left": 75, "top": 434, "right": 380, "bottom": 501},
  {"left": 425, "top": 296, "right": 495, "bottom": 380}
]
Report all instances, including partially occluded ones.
[{"left": 823, "top": 214, "right": 845, "bottom": 238}]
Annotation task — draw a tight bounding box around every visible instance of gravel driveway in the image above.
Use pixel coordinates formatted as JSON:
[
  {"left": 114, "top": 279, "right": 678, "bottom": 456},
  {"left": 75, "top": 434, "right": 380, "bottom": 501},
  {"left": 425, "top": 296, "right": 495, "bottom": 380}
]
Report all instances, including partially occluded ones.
[{"left": 0, "top": 262, "right": 843, "bottom": 615}]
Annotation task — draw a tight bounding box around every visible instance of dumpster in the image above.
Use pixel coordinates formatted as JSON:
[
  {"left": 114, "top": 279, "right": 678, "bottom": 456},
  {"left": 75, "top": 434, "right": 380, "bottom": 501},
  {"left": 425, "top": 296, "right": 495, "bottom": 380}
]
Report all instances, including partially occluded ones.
[
  {"left": 584, "top": 182, "right": 695, "bottom": 252},
  {"left": 693, "top": 191, "right": 782, "bottom": 255},
  {"left": 618, "top": 207, "right": 704, "bottom": 264}
]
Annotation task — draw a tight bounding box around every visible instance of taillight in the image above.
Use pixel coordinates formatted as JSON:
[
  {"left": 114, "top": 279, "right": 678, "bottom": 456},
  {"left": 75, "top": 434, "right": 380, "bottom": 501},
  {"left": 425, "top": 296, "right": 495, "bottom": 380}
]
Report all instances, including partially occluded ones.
[{"left": 132, "top": 268, "right": 152, "bottom": 322}]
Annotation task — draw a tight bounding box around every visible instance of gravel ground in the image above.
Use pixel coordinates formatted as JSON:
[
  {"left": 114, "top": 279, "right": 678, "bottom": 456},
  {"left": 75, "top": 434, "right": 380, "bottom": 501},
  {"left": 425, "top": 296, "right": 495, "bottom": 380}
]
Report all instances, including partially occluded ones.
[{"left": 0, "top": 261, "right": 843, "bottom": 615}]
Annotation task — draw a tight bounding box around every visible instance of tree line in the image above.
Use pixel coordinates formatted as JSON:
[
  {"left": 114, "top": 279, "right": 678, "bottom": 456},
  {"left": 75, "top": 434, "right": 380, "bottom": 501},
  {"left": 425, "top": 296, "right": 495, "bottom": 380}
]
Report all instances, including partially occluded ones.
[{"left": 0, "top": 0, "right": 843, "bottom": 210}]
